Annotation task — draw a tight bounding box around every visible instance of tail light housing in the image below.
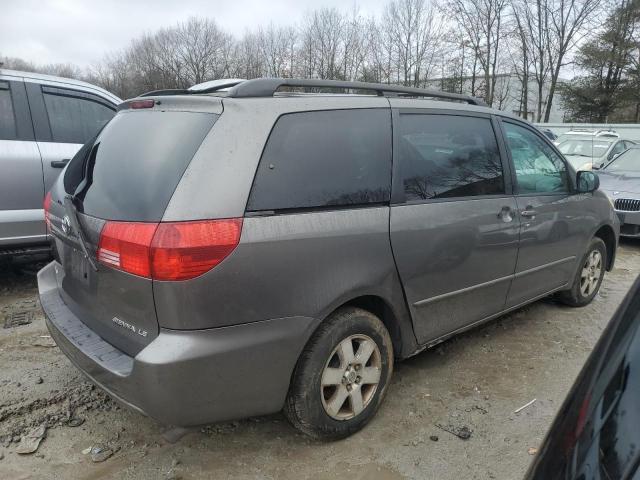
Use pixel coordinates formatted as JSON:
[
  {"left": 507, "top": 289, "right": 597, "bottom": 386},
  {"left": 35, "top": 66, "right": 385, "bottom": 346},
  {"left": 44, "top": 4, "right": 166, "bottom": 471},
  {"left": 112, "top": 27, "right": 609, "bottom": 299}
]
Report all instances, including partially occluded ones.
[
  {"left": 44, "top": 191, "right": 52, "bottom": 229},
  {"left": 97, "top": 219, "right": 243, "bottom": 281}
]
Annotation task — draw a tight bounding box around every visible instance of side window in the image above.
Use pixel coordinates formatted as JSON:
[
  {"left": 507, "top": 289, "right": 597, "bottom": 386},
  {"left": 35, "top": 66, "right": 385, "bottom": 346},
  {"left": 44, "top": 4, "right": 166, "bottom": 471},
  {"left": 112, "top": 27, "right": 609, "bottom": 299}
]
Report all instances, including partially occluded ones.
[
  {"left": 42, "top": 87, "right": 115, "bottom": 144},
  {"left": 503, "top": 122, "right": 569, "bottom": 195},
  {"left": 0, "top": 81, "right": 17, "bottom": 141},
  {"left": 397, "top": 114, "right": 505, "bottom": 201},
  {"left": 246, "top": 109, "right": 391, "bottom": 211},
  {"left": 610, "top": 141, "right": 625, "bottom": 158}
]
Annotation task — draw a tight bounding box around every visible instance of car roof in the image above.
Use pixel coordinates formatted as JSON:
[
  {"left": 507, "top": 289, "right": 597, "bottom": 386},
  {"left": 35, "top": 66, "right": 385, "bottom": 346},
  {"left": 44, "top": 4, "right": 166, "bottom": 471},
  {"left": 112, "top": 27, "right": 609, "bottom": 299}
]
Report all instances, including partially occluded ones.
[
  {"left": 135, "top": 77, "right": 525, "bottom": 122},
  {"left": 0, "top": 68, "right": 122, "bottom": 104}
]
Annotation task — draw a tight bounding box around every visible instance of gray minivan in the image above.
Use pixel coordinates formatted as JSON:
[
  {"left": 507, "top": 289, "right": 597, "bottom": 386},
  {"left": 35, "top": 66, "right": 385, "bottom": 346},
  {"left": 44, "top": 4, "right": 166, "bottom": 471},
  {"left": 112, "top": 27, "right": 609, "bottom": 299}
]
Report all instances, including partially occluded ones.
[
  {"left": 0, "top": 69, "right": 120, "bottom": 256},
  {"left": 38, "top": 79, "right": 619, "bottom": 439}
]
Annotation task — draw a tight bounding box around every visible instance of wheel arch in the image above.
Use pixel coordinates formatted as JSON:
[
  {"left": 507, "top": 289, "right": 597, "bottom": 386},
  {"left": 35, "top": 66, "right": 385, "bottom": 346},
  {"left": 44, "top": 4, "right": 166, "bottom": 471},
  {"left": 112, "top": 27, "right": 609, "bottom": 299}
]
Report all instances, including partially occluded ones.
[
  {"left": 309, "top": 292, "right": 418, "bottom": 360},
  {"left": 593, "top": 223, "right": 617, "bottom": 271}
]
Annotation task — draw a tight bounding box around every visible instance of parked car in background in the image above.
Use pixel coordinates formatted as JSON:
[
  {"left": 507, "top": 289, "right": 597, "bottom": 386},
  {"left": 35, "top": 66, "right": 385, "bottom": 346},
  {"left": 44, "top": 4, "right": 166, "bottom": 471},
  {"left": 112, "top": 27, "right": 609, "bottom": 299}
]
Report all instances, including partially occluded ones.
[
  {"left": 556, "top": 131, "right": 634, "bottom": 171},
  {"left": 598, "top": 146, "right": 640, "bottom": 237},
  {"left": 537, "top": 127, "right": 558, "bottom": 142},
  {"left": 39, "top": 78, "right": 618, "bottom": 440},
  {"left": 526, "top": 276, "right": 640, "bottom": 480},
  {"left": 0, "top": 69, "right": 120, "bottom": 259},
  {"left": 555, "top": 128, "right": 620, "bottom": 145}
]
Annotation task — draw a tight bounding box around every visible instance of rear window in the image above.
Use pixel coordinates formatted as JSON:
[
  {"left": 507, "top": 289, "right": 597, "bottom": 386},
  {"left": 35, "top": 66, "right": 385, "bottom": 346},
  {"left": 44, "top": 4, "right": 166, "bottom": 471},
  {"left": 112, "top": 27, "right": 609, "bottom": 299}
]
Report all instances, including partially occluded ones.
[
  {"left": 65, "top": 110, "right": 218, "bottom": 221},
  {"left": 247, "top": 109, "right": 391, "bottom": 212}
]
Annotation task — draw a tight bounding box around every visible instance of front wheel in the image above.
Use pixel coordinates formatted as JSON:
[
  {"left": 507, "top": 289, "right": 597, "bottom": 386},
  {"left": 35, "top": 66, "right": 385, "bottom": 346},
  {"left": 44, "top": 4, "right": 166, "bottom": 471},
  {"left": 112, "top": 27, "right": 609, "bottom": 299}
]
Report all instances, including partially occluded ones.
[
  {"left": 284, "top": 307, "right": 394, "bottom": 439},
  {"left": 558, "top": 237, "right": 607, "bottom": 307}
]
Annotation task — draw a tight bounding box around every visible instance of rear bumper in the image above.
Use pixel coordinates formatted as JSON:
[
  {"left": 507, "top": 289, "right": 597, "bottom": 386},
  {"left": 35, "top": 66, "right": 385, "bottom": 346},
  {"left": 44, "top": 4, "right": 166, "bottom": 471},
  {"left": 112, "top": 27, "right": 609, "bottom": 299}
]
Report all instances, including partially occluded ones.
[{"left": 38, "top": 261, "right": 319, "bottom": 427}]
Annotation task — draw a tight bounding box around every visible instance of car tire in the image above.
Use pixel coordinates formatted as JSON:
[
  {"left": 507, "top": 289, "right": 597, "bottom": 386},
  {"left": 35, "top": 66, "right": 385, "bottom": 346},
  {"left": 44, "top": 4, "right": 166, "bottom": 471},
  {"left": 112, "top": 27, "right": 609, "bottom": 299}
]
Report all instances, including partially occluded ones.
[
  {"left": 284, "top": 307, "right": 394, "bottom": 440},
  {"left": 558, "top": 237, "right": 607, "bottom": 307}
]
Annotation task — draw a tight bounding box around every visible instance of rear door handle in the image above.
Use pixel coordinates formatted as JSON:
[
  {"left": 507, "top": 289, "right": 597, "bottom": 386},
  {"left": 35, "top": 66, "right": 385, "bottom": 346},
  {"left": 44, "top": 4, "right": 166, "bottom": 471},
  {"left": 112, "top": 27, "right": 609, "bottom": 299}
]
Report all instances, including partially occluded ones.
[
  {"left": 51, "top": 159, "right": 70, "bottom": 168},
  {"left": 521, "top": 209, "right": 537, "bottom": 218}
]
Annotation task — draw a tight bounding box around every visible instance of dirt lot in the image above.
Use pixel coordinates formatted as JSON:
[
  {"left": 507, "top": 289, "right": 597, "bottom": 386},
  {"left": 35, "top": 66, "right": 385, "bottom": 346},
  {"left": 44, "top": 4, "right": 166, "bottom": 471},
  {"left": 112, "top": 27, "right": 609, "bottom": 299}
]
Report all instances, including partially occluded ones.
[{"left": 1, "top": 240, "right": 639, "bottom": 480}]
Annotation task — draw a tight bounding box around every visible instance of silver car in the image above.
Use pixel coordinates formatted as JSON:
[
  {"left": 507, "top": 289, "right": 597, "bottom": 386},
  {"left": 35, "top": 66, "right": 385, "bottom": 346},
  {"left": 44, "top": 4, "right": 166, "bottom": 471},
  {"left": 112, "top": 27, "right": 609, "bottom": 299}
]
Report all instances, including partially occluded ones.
[
  {"left": 0, "top": 69, "right": 120, "bottom": 257},
  {"left": 598, "top": 146, "right": 640, "bottom": 237},
  {"left": 558, "top": 136, "right": 634, "bottom": 171},
  {"left": 39, "top": 78, "right": 619, "bottom": 439}
]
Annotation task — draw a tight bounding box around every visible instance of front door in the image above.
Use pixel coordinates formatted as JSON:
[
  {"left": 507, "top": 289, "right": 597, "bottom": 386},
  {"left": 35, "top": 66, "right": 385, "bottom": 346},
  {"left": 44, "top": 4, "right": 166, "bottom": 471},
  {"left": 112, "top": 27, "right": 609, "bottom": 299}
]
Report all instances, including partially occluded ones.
[
  {"left": 500, "top": 120, "right": 583, "bottom": 307},
  {"left": 390, "top": 111, "right": 520, "bottom": 344}
]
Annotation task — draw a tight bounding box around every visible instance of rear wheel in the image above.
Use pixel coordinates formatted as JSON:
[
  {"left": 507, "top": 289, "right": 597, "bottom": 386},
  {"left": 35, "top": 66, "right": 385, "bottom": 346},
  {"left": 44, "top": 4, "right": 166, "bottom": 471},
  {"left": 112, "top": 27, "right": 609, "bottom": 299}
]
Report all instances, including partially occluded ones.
[
  {"left": 284, "top": 307, "right": 393, "bottom": 439},
  {"left": 558, "top": 237, "right": 607, "bottom": 307}
]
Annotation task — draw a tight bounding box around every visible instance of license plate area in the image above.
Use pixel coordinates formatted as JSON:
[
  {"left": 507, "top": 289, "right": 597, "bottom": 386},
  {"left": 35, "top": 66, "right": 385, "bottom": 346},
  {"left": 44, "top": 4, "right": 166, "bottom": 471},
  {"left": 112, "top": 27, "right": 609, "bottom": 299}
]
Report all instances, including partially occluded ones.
[
  {"left": 65, "top": 247, "right": 91, "bottom": 287},
  {"left": 617, "top": 212, "right": 626, "bottom": 224}
]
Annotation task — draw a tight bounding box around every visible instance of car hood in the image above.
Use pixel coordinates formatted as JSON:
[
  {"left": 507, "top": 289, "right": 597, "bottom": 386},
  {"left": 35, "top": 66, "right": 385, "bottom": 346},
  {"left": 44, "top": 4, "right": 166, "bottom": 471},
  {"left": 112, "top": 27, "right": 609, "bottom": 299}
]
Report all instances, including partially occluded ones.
[
  {"left": 564, "top": 154, "right": 606, "bottom": 170},
  {"left": 598, "top": 170, "right": 640, "bottom": 196}
]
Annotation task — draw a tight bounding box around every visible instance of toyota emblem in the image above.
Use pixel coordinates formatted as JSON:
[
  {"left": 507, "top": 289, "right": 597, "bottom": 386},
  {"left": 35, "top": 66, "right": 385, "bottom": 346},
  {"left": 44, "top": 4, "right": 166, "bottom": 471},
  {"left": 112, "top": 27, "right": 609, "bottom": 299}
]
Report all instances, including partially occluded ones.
[{"left": 61, "top": 215, "right": 72, "bottom": 235}]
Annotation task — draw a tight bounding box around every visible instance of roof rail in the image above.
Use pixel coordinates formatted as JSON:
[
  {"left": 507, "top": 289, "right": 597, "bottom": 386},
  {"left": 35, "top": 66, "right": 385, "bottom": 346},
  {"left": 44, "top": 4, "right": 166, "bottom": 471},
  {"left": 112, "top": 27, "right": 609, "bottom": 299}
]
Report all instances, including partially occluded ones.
[
  {"left": 139, "top": 88, "right": 189, "bottom": 97},
  {"left": 226, "top": 78, "right": 486, "bottom": 106},
  {"left": 139, "top": 79, "right": 246, "bottom": 98}
]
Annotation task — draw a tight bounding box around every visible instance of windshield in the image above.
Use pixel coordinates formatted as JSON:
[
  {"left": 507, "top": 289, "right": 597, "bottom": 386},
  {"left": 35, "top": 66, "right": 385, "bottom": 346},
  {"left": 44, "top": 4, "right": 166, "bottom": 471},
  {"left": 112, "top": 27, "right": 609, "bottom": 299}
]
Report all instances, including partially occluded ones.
[
  {"left": 603, "top": 149, "right": 640, "bottom": 172},
  {"left": 558, "top": 139, "right": 612, "bottom": 158}
]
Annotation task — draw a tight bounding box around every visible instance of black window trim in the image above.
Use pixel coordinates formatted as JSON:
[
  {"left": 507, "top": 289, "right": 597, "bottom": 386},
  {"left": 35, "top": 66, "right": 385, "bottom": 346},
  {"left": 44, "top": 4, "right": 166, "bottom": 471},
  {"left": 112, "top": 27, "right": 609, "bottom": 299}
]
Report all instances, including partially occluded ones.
[
  {"left": 390, "top": 109, "right": 513, "bottom": 206},
  {"left": 497, "top": 116, "right": 575, "bottom": 196},
  {"left": 41, "top": 85, "right": 117, "bottom": 112},
  {"left": 29, "top": 83, "right": 117, "bottom": 144},
  {"left": 244, "top": 107, "right": 394, "bottom": 215},
  {"left": 0, "top": 80, "right": 35, "bottom": 142},
  {"left": 0, "top": 80, "right": 18, "bottom": 141}
]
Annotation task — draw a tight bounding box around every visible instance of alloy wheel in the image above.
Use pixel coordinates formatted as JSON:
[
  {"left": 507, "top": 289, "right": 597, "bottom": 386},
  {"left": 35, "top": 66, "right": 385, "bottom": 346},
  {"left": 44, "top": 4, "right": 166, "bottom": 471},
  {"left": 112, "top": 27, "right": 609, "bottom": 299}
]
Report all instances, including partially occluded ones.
[
  {"left": 580, "top": 249, "right": 603, "bottom": 297},
  {"left": 320, "top": 334, "right": 382, "bottom": 420}
]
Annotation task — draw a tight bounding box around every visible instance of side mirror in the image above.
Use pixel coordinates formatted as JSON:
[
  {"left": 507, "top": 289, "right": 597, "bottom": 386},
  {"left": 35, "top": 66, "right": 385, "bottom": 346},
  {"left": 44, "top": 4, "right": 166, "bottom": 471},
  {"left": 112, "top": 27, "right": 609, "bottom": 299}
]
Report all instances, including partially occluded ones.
[{"left": 577, "top": 170, "right": 600, "bottom": 193}]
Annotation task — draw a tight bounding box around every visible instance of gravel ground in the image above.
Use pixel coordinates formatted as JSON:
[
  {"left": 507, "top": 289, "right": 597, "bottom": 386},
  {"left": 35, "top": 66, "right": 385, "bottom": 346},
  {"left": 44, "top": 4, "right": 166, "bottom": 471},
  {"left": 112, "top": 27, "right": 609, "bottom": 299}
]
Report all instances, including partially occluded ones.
[{"left": 1, "top": 239, "right": 639, "bottom": 480}]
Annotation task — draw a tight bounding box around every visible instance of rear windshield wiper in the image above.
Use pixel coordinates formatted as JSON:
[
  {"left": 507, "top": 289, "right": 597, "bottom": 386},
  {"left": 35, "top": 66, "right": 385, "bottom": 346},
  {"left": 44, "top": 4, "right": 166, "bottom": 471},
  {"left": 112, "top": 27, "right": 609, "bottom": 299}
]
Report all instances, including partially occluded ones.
[{"left": 63, "top": 195, "right": 98, "bottom": 271}]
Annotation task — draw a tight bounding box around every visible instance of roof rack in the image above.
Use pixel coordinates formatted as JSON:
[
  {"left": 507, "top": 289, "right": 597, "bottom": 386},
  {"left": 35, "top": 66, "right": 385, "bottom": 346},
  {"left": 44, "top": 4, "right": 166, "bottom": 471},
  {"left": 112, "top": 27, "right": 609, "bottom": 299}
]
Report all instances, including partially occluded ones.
[
  {"left": 226, "top": 78, "right": 486, "bottom": 106},
  {"left": 139, "top": 79, "right": 246, "bottom": 97},
  {"left": 138, "top": 78, "right": 486, "bottom": 106},
  {"left": 139, "top": 88, "right": 189, "bottom": 97}
]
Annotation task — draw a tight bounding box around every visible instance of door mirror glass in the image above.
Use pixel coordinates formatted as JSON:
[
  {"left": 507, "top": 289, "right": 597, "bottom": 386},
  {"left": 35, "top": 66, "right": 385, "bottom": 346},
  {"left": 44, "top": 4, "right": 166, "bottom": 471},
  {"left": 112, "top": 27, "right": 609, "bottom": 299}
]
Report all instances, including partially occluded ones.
[{"left": 577, "top": 171, "right": 599, "bottom": 193}]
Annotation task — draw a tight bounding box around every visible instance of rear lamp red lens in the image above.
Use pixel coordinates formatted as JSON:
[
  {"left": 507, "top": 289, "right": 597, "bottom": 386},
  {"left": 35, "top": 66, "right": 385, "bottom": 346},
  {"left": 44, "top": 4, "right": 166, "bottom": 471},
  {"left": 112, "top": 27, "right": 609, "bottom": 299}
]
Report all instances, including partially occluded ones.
[
  {"left": 44, "top": 191, "right": 52, "bottom": 229},
  {"left": 97, "top": 219, "right": 243, "bottom": 281}
]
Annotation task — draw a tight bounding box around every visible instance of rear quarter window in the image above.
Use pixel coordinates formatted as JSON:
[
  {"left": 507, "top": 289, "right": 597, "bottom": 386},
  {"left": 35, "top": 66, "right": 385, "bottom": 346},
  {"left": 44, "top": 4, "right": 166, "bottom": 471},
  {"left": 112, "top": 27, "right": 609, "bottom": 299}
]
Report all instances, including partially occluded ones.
[{"left": 246, "top": 109, "right": 392, "bottom": 212}]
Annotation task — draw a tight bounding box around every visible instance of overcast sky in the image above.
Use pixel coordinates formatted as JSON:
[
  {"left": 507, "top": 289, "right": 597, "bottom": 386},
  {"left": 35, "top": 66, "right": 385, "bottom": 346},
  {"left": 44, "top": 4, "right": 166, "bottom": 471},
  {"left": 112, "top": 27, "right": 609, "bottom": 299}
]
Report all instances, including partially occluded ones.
[{"left": 1, "top": 0, "right": 388, "bottom": 67}]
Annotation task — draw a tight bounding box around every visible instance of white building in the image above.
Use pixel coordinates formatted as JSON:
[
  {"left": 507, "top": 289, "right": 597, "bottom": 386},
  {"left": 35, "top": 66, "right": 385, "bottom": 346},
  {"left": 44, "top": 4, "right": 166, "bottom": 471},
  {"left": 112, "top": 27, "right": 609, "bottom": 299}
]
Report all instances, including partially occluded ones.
[{"left": 425, "top": 73, "right": 568, "bottom": 123}]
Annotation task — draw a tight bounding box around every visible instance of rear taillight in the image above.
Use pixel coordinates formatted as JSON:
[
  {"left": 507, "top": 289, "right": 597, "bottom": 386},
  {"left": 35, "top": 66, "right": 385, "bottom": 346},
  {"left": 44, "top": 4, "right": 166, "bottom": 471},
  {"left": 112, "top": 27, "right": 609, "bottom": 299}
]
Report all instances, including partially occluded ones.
[
  {"left": 97, "top": 219, "right": 243, "bottom": 281},
  {"left": 44, "top": 192, "right": 52, "bottom": 229},
  {"left": 98, "top": 222, "right": 158, "bottom": 277},
  {"left": 150, "top": 219, "right": 243, "bottom": 281}
]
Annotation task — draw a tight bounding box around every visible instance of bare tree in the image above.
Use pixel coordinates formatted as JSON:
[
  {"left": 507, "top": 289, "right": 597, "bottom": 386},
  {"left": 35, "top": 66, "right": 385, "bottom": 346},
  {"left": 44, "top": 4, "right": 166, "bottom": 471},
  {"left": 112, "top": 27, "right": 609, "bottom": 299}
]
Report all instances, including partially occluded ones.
[
  {"left": 445, "top": 0, "right": 510, "bottom": 106},
  {"left": 543, "top": 0, "right": 603, "bottom": 121},
  {"left": 383, "top": 0, "right": 443, "bottom": 87}
]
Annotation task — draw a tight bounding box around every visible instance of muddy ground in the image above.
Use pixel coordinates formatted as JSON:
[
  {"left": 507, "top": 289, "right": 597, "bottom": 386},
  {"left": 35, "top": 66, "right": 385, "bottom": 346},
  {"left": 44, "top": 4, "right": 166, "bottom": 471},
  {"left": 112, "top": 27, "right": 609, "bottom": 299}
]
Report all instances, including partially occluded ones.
[{"left": 1, "top": 241, "right": 639, "bottom": 480}]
